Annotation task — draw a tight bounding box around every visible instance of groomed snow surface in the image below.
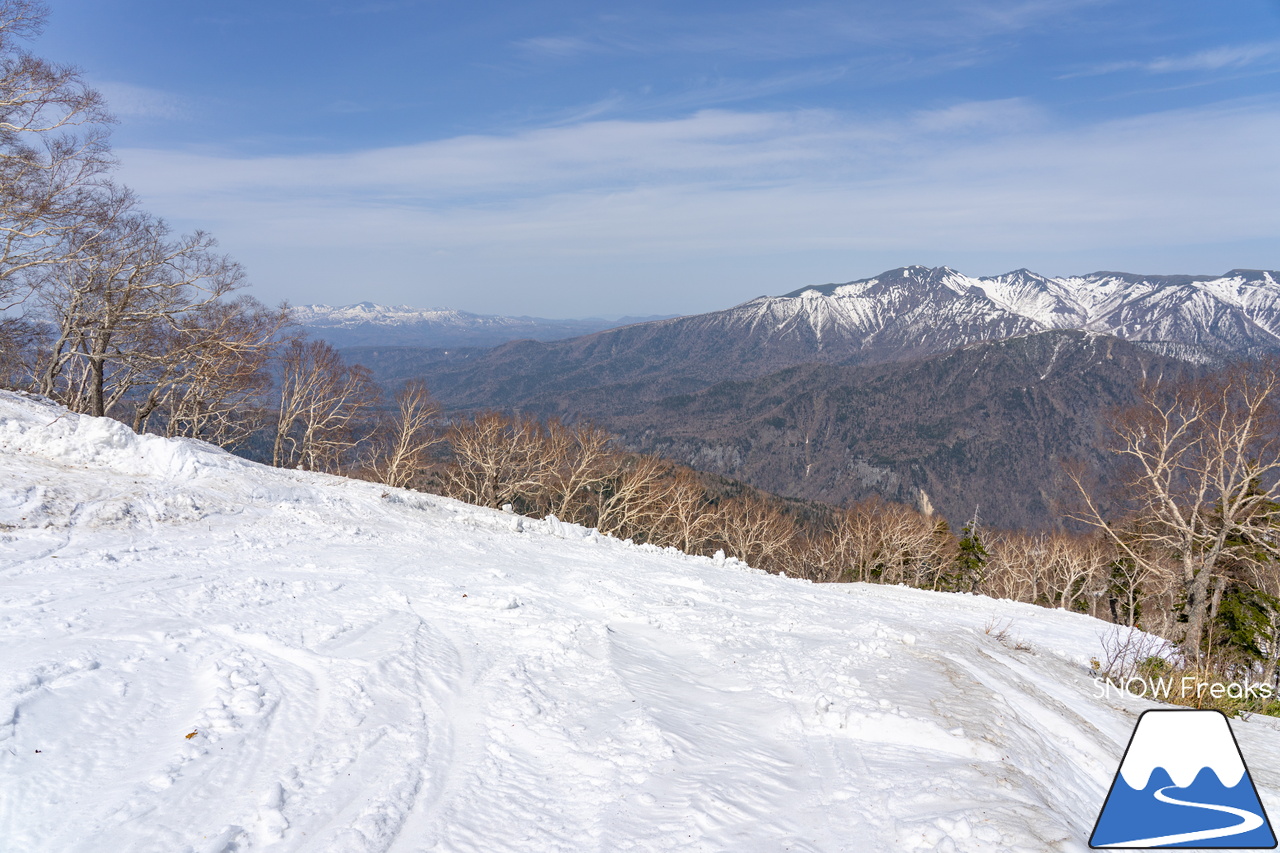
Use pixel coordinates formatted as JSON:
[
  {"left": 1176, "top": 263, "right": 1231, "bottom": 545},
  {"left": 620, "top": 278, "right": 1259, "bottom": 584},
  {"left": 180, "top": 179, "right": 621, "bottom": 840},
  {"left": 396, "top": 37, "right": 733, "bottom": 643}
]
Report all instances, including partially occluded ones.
[{"left": 3, "top": 391, "right": 1280, "bottom": 853}]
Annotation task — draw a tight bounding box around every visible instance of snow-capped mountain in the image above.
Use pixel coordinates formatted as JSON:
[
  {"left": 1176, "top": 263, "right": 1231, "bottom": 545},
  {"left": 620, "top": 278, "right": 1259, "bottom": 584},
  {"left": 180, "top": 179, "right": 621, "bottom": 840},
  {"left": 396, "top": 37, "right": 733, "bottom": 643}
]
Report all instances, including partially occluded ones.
[
  {"left": 779, "top": 265, "right": 1280, "bottom": 354},
  {"left": 294, "top": 301, "right": 672, "bottom": 348},
  {"left": 7, "top": 391, "right": 1280, "bottom": 850},
  {"left": 294, "top": 302, "right": 474, "bottom": 326},
  {"left": 386, "top": 266, "right": 1279, "bottom": 413}
]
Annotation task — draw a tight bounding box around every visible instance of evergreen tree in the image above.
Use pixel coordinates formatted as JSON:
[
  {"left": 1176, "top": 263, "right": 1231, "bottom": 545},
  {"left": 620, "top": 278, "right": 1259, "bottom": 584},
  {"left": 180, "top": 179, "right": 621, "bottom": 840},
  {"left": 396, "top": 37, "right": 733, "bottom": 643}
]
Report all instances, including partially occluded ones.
[{"left": 948, "top": 513, "right": 988, "bottom": 593}]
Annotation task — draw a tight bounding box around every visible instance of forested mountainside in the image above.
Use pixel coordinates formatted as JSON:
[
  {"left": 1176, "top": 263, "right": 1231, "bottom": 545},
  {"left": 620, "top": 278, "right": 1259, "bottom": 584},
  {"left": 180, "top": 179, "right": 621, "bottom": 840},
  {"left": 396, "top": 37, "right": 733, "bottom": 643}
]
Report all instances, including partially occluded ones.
[{"left": 607, "top": 330, "right": 1199, "bottom": 530}]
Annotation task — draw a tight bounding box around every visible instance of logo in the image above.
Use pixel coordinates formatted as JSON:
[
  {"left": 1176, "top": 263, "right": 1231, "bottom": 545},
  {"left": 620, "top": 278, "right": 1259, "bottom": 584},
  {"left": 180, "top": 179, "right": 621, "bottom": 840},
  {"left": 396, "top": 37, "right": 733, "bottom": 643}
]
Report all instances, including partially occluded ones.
[{"left": 1091, "top": 709, "right": 1276, "bottom": 848}]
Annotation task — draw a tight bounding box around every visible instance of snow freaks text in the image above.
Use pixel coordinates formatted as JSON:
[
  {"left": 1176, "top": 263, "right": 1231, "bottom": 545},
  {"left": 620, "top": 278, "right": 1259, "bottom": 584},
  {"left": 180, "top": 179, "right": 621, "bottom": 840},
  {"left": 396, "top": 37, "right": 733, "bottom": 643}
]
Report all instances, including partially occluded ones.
[{"left": 1095, "top": 676, "right": 1275, "bottom": 703}]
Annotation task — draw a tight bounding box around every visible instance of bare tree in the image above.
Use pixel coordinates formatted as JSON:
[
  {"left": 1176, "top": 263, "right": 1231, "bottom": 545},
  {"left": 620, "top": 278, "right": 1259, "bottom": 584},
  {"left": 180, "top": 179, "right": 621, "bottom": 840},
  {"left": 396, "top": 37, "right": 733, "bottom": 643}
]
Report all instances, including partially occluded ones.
[
  {"left": 592, "top": 453, "right": 663, "bottom": 539},
  {"left": 982, "top": 531, "right": 1042, "bottom": 604},
  {"left": 780, "top": 525, "right": 848, "bottom": 583},
  {"left": 367, "top": 379, "right": 444, "bottom": 489},
  {"left": 0, "top": 313, "right": 34, "bottom": 387},
  {"left": 827, "top": 502, "right": 890, "bottom": 583},
  {"left": 31, "top": 198, "right": 249, "bottom": 418},
  {"left": 441, "top": 412, "right": 552, "bottom": 510},
  {"left": 0, "top": 0, "right": 113, "bottom": 304},
  {"left": 983, "top": 531, "right": 1111, "bottom": 612},
  {"left": 652, "top": 467, "right": 716, "bottom": 553},
  {"left": 1074, "top": 362, "right": 1280, "bottom": 656},
  {"left": 827, "top": 498, "right": 955, "bottom": 587},
  {"left": 710, "top": 493, "right": 798, "bottom": 572},
  {"left": 273, "top": 339, "right": 380, "bottom": 473},
  {"left": 545, "top": 419, "right": 620, "bottom": 523},
  {"left": 0, "top": 3, "right": 288, "bottom": 438},
  {"left": 591, "top": 456, "right": 704, "bottom": 547},
  {"left": 131, "top": 296, "right": 291, "bottom": 446}
]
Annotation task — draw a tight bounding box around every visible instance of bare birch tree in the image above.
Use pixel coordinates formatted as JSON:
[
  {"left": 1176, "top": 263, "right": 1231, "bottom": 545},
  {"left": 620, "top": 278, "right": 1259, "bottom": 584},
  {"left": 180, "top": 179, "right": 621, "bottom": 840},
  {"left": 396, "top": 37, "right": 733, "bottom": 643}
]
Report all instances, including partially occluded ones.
[
  {"left": 592, "top": 456, "right": 703, "bottom": 546},
  {"left": 131, "top": 296, "right": 291, "bottom": 446},
  {"left": 31, "top": 200, "right": 248, "bottom": 418},
  {"left": 652, "top": 467, "right": 716, "bottom": 553},
  {"left": 1075, "top": 361, "right": 1280, "bottom": 656},
  {"left": 825, "top": 498, "right": 955, "bottom": 586},
  {"left": 441, "top": 412, "right": 552, "bottom": 510},
  {"left": 367, "top": 379, "right": 444, "bottom": 489},
  {"left": 545, "top": 420, "right": 620, "bottom": 523},
  {"left": 0, "top": 0, "right": 112, "bottom": 304},
  {"left": 711, "top": 493, "right": 798, "bottom": 572},
  {"left": 273, "top": 339, "right": 380, "bottom": 473}
]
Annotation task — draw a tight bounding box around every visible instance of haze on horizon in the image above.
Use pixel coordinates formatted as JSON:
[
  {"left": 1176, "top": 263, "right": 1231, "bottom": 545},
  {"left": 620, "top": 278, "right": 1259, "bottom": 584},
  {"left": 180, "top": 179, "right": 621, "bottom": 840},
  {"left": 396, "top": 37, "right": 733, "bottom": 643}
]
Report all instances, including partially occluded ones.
[{"left": 39, "top": 0, "right": 1280, "bottom": 318}]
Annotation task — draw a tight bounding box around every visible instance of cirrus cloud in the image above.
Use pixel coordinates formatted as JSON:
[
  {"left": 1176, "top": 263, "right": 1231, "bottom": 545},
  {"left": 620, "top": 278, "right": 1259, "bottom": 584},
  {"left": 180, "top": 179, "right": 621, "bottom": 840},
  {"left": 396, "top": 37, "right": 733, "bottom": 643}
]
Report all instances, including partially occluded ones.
[{"left": 112, "top": 97, "right": 1280, "bottom": 314}]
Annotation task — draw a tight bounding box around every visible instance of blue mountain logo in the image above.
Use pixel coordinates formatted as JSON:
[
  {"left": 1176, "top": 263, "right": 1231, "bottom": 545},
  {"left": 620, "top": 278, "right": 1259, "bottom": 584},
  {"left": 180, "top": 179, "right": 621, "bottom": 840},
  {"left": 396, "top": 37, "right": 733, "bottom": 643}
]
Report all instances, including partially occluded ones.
[{"left": 1091, "top": 709, "right": 1276, "bottom": 848}]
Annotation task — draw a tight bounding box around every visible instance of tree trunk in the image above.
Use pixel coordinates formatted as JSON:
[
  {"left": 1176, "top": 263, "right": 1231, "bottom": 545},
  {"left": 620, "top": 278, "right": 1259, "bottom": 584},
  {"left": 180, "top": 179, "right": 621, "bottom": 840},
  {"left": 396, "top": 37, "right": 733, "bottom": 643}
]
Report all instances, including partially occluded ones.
[
  {"left": 1182, "top": 562, "right": 1214, "bottom": 660},
  {"left": 133, "top": 388, "right": 161, "bottom": 432},
  {"left": 87, "top": 355, "right": 104, "bottom": 417},
  {"left": 1209, "top": 575, "right": 1227, "bottom": 621}
]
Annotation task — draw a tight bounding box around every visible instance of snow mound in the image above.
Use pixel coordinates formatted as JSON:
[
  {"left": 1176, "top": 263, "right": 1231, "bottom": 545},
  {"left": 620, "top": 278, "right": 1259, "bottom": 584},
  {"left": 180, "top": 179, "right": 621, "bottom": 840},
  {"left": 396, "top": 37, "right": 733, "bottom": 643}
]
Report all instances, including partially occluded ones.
[
  {"left": 3, "top": 392, "right": 1280, "bottom": 852},
  {"left": 0, "top": 391, "right": 247, "bottom": 480}
]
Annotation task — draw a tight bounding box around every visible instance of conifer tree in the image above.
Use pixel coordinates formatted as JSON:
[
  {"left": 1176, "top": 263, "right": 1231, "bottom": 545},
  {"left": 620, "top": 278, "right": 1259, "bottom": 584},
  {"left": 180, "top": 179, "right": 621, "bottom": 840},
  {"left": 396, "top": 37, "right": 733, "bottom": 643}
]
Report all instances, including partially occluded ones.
[{"left": 949, "top": 513, "right": 988, "bottom": 593}]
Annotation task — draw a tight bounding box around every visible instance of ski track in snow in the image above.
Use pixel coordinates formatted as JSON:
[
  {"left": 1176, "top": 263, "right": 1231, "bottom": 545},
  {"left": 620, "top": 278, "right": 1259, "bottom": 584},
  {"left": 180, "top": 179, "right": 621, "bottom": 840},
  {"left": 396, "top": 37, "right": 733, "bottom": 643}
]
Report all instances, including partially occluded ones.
[{"left": 4, "top": 392, "right": 1280, "bottom": 852}]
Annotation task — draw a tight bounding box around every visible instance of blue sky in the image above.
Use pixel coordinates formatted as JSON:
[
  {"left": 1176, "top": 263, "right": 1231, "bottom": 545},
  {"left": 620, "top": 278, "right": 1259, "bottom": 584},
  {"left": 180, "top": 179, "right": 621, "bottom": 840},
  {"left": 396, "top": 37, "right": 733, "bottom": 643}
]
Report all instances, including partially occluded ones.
[{"left": 37, "top": 0, "right": 1280, "bottom": 317}]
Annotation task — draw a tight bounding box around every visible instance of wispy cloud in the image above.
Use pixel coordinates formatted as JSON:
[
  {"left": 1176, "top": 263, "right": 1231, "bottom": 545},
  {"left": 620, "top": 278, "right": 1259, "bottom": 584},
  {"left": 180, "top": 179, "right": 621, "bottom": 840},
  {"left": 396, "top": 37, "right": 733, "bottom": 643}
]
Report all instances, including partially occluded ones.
[
  {"left": 957, "top": 0, "right": 1114, "bottom": 32},
  {"left": 1063, "top": 41, "right": 1280, "bottom": 78},
  {"left": 909, "top": 97, "right": 1046, "bottom": 133},
  {"left": 617, "top": 66, "right": 853, "bottom": 116},
  {"left": 515, "top": 0, "right": 1112, "bottom": 66},
  {"left": 114, "top": 97, "right": 1280, "bottom": 310},
  {"left": 515, "top": 34, "right": 621, "bottom": 59},
  {"left": 94, "top": 81, "right": 189, "bottom": 121}
]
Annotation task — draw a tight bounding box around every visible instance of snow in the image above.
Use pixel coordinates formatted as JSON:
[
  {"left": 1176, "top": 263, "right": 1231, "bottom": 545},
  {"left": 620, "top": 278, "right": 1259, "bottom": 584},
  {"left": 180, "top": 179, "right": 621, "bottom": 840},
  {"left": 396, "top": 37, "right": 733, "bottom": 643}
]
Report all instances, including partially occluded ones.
[
  {"left": 769, "top": 267, "right": 1280, "bottom": 351},
  {"left": 5, "top": 391, "right": 1280, "bottom": 851},
  {"left": 292, "top": 303, "right": 466, "bottom": 327}
]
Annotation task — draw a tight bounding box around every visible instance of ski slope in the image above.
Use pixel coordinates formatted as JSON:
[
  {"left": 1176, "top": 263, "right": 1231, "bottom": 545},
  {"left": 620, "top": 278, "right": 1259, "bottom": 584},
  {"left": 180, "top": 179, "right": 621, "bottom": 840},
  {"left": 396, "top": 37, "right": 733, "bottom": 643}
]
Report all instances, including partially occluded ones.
[{"left": 3, "top": 391, "right": 1280, "bottom": 852}]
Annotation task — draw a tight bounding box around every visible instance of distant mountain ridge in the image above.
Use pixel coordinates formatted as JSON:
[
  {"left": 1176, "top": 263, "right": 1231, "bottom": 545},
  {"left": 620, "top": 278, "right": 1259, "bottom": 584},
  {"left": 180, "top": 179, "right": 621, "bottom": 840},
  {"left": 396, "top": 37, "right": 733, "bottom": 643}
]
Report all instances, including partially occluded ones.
[
  {"left": 296, "top": 301, "right": 676, "bottom": 348},
  {"left": 779, "top": 266, "right": 1280, "bottom": 353},
  {"left": 371, "top": 266, "right": 1278, "bottom": 413}
]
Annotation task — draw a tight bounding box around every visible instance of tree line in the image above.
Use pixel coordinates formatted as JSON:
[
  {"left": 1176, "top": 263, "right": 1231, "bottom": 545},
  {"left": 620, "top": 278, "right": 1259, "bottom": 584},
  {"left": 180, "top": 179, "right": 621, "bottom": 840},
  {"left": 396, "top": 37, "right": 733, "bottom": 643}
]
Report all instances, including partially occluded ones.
[{"left": 427, "top": 375, "right": 1280, "bottom": 699}]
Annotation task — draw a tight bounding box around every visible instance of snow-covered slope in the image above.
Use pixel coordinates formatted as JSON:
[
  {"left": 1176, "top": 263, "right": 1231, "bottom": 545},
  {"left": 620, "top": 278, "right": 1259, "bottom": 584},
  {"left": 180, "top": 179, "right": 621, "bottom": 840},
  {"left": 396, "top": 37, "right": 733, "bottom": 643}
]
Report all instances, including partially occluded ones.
[{"left": 4, "top": 393, "right": 1280, "bottom": 852}]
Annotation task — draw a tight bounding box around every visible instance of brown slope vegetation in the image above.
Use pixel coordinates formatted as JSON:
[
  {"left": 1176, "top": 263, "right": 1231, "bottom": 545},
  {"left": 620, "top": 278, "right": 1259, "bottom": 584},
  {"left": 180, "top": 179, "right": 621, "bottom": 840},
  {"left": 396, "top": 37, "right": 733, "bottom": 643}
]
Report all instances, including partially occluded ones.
[{"left": 604, "top": 330, "right": 1201, "bottom": 531}]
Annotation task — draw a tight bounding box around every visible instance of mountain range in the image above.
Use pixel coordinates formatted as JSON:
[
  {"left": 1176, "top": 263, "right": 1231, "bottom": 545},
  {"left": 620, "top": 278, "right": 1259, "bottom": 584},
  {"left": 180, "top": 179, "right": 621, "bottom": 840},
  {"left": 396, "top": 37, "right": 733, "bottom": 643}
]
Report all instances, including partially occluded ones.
[
  {"left": 337, "top": 266, "right": 1278, "bottom": 529},
  {"left": 294, "top": 302, "right": 675, "bottom": 348},
  {"left": 345, "top": 266, "right": 1276, "bottom": 413}
]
